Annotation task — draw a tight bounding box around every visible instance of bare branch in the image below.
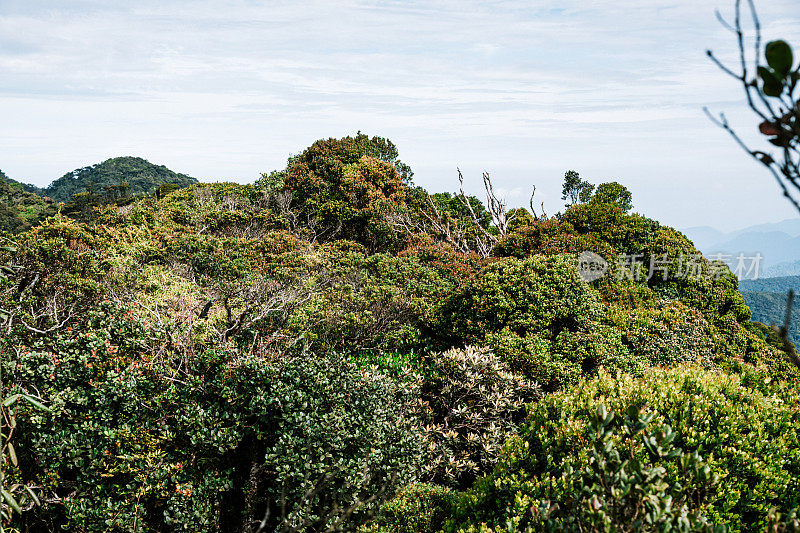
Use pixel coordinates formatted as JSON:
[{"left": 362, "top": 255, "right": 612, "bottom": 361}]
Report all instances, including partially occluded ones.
[{"left": 706, "top": 3, "right": 800, "bottom": 214}]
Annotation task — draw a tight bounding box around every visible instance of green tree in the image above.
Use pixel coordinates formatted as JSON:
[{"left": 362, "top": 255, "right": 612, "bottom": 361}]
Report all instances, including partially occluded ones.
[
  {"left": 276, "top": 133, "right": 412, "bottom": 250},
  {"left": 561, "top": 170, "right": 594, "bottom": 208},
  {"left": 592, "top": 181, "right": 633, "bottom": 212}
]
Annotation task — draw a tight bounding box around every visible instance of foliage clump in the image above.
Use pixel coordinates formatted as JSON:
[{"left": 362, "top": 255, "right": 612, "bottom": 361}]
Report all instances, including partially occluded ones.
[
  {"left": 0, "top": 170, "right": 56, "bottom": 234},
  {"left": 0, "top": 132, "right": 797, "bottom": 531},
  {"left": 419, "top": 346, "right": 540, "bottom": 488},
  {"left": 9, "top": 303, "right": 421, "bottom": 532},
  {"left": 363, "top": 483, "right": 457, "bottom": 533},
  {"left": 448, "top": 366, "right": 800, "bottom": 531}
]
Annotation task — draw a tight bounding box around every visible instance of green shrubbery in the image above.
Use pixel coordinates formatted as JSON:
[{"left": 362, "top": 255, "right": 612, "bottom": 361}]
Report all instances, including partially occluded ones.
[
  {"left": 611, "top": 301, "right": 717, "bottom": 367},
  {"left": 10, "top": 304, "right": 421, "bottom": 532},
  {"left": 441, "top": 254, "right": 662, "bottom": 390},
  {"left": 448, "top": 366, "right": 800, "bottom": 532},
  {"left": 419, "top": 346, "right": 540, "bottom": 488},
  {"left": 364, "top": 483, "right": 457, "bottom": 533},
  {"left": 2, "top": 133, "right": 798, "bottom": 531},
  {"left": 0, "top": 170, "right": 56, "bottom": 234},
  {"left": 442, "top": 255, "right": 606, "bottom": 388}
]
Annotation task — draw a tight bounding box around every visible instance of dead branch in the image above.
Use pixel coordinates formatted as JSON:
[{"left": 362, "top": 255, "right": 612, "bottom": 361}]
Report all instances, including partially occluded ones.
[{"left": 388, "top": 169, "right": 541, "bottom": 258}]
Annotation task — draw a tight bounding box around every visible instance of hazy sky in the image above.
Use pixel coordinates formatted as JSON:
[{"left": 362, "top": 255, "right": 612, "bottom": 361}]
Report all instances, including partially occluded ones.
[{"left": 2, "top": 0, "right": 800, "bottom": 231}]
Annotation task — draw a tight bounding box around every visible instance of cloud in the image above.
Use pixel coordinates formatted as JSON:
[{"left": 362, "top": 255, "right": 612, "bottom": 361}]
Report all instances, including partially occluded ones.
[{"left": 0, "top": 0, "right": 799, "bottom": 230}]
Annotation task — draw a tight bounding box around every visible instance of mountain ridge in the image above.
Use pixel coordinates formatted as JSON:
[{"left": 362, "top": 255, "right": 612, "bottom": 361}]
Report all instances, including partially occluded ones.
[{"left": 682, "top": 218, "right": 800, "bottom": 277}]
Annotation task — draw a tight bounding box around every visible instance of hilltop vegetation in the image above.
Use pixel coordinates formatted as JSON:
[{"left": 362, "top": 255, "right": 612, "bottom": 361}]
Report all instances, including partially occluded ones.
[
  {"left": 0, "top": 170, "right": 56, "bottom": 234},
  {"left": 1, "top": 134, "right": 798, "bottom": 532},
  {"left": 0, "top": 157, "right": 198, "bottom": 236},
  {"left": 42, "top": 156, "right": 197, "bottom": 203}
]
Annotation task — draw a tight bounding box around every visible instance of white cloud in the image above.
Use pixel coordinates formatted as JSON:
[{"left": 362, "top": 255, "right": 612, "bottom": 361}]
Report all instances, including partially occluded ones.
[{"left": 0, "top": 0, "right": 799, "bottom": 229}]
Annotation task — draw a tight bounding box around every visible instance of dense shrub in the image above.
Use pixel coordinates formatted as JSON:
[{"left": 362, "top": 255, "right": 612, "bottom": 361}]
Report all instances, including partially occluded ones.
[
  {"left": 279, "top": 134, "right": 411, "bottom": 251},
  {"left": 493, "top": 205, "right": 792, "bottom": 380},
  {"left": 10, "top": 303, "right": 422, "bottom": 532},
  {"left": 448, "top": 366, "right": 800, "bottom": 532},
  {"left": 559, "top": 202, "right": 657, "bottom": 254},
  {"left": 440, "top": 254, "right": 646, "bottom": 389},
  {"left": 444, "top": 255, "right": 601, "bottom": 343},
  {"left": 420, "top": 346, "right": 540, "bottom": 488},
  {"left": 550, "top": 324, "right": 646, "bottom": 378},
  {"left": 452, "top": 406, "right": 719, "bottom": 532},
  {"left": 364, "top": 483, "right": 457, "bottom": 533},
  {"left": 493, "top": 218, "right": 613, "bottom": 261},
  {"left": 283, "top": 247, "right": 458, "bottom": 355},
  {"left": 237, "top": 353, "right": 422, "bottom": 531},
  {"left": 611, "top": 301, "right": 718, "bottom": 367}
]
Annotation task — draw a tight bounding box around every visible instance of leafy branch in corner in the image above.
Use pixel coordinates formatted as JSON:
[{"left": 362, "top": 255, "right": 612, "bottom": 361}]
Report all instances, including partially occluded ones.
[{"left": 705, "top": 0, "right": 800, "bottom": 213}]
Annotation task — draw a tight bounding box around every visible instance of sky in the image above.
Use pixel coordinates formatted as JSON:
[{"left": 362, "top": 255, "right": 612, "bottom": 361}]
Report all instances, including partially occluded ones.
[{"left": 1, "top": 0, "right": 800, "bottom": 231}]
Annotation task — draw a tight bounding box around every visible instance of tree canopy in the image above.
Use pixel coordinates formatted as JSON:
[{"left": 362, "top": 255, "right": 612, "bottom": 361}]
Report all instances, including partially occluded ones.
[{"left": 42, "top": 156, "right": 197, "bottom": 203}]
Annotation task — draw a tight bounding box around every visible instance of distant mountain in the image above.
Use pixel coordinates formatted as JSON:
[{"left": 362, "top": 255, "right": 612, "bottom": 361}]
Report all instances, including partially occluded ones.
[
  {"left": 739, "top": 275, "right": 800, "bottom": 293},
  {"left": 682, "top": 218, "right": 800, "bottom": 278},
  {"left": 765, "top": 260, "right": 800, "bottom": 277},
  {"left": 738, "top": 276, "right": 800, "bottom": 347},
  {"left": 729, "top": 218, "right": 800, "bottom": 238},
  {"left": 0, "top": 169, "right": 56, "bottom": 233},
  {"left": 679, "top": 225, "right": 726, "bottom": 251},
  {"left": 709, "top": 231, "right": 800, "bottom": 267},
  {"left": 42, "top": 156, "right": 197, "bottom": 203}
]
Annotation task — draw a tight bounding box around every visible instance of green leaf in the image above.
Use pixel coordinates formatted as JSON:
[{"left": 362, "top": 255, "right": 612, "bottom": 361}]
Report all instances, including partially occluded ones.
[
  {"left": 2, "top": 490, "right": 22, "bottom": 515},
  {"left": 19, "top": 394, "right": 50, "bottom": 412},
  {"left": 23, "top": 485, "right": 39, "bottom": 507},
  {"left": 766, "top": 40, "right": 794, "bottom": 76},
  {"left": 1, "top": 394, "right": 20, "bottom": 407},
  {"left": 759, "top": 66, "right": 784, "bottom": 97},
  {"left": 6, "top": 442, "right": 16, "bottom": 467}
]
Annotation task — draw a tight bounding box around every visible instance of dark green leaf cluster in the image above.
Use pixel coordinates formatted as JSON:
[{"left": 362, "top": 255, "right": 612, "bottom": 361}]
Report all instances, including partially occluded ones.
[
  {"left": 759, "top": 40, "right": 797, "bottom": 98},
  {"left": 8, "top": 303, "right": 420, "bottom": 531}
]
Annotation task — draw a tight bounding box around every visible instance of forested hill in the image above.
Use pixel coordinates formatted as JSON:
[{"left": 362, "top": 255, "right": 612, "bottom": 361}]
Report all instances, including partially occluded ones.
[
  {"left": 2, "top": 134, "right": 799, "bottom": 531},
  {"left": 739, "top": 275, "right": 800, "bottom": 293},
  {"left": 739, "top": 276, "right": 800, "bottom": 346},
  {"left": 0, "top": 169, "right": 43, "bottom": 195},
  {"left": 42, "top": 156, "right": 197, "bottom": 202}
]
